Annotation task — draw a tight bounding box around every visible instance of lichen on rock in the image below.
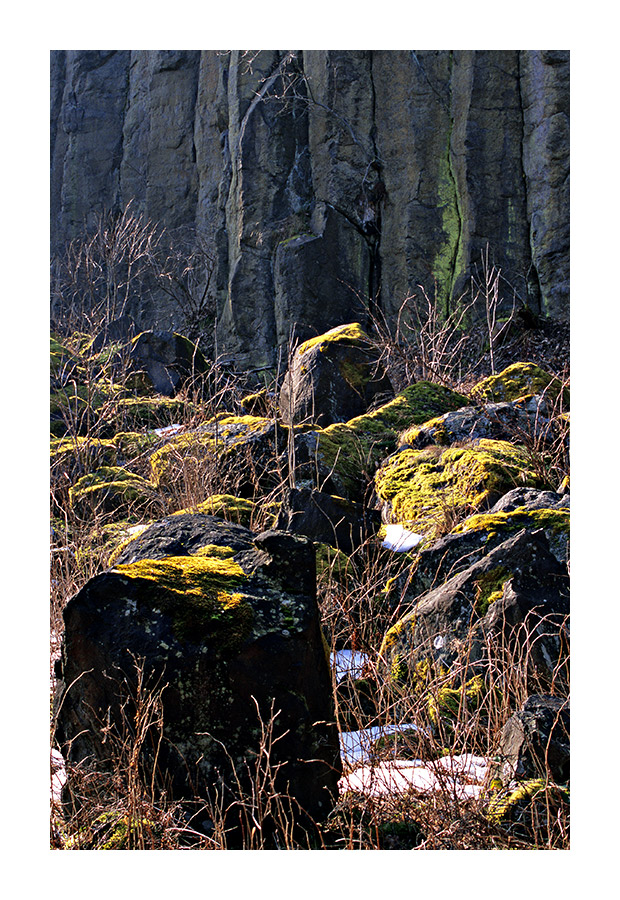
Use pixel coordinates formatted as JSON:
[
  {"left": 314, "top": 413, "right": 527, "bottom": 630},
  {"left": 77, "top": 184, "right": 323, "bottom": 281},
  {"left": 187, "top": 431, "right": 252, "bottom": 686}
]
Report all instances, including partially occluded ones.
[
  {"left": 313, "top": 381, "right": 469, "bottom": 500},
  {"left": 471, "top": 362, "right": 569, "bottom": 406},
  {"left": 113, "top": 554, "right": 253, "bottom": 646},
  {"left": 375, "top": 438, "right": 543, "bottom": 539}
]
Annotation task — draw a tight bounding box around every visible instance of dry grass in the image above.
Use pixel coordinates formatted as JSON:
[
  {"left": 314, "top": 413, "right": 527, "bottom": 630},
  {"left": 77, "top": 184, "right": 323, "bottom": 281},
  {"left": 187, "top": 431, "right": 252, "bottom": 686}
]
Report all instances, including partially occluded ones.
[{"left": 50, "top": 239, "right": 569, "bottom": 850}]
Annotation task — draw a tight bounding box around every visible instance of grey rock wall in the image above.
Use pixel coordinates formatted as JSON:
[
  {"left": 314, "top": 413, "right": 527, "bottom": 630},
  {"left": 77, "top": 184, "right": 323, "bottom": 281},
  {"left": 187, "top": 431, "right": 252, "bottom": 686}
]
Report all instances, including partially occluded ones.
[{"left": 50, "top": 49, "right": 569, "bottom": 369}]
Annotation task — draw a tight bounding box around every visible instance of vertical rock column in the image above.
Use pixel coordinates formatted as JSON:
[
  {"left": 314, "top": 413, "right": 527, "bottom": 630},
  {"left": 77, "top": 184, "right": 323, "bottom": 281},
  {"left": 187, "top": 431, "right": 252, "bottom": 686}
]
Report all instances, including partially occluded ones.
[
  {"left": 519, "top": 50, "right": 570, "bottom": 320},
  {"left": 50, "top": 51, "right": 131, "bottom": 245},
  {"left": 217, "top": 51, "right": 315, "bottom": 368}
]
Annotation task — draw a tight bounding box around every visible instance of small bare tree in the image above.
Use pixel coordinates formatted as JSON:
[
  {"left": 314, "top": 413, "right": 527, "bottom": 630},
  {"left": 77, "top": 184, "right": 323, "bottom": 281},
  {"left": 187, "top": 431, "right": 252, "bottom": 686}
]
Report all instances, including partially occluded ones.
[
  {"left": 471, "top": 245, "right": 517, "bottom": 376},
  {"left": 149, "top": 225, "right": 216, "bottom": 345},
  {"left": 52, "top": 201, "right": 163, "bottom": 334}
]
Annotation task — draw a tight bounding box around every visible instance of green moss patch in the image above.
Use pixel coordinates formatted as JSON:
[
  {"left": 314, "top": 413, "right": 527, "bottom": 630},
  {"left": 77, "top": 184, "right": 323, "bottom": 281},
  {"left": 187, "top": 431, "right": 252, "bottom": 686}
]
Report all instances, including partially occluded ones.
[
  {"left": 297, "top": 322, "right": 369, "bottom": 356},
  {"left": 485, "top": 778, "right": 570, "bottom": 838},
  {"left": 315, "top": 382, "right": 469, "bottom": 497},
  {"left": 453, "top": 506, "right": 570, "bottom": 562},
  {"left": 473, "top": 566, "right": 511, "bottom": 617},
  {"left": 69, "top": 466, "right": 157, "bottom": 513},
  {"left": 314, "top": 542, "right": 351, "bottom": 584},
  {"left": 113, "top": 554, "right": 253, "bottom": 645},
  {"left": 471, "top": 362, "right": 569, "bottom": 407},
  {"left": 149, "top": 415, "right": 273, "bottom": 488},
  {"left": 427, "top": 674, "right": 485, "bottom": 726},
  {"left": 173, "top": 494, "right": 256, "bottom": 527},
  {"left": 375, "top": 439, "right": 542, "bottom": 538},
  {"left": 51, "top": 431, "right": 159, "bottom": 480}
]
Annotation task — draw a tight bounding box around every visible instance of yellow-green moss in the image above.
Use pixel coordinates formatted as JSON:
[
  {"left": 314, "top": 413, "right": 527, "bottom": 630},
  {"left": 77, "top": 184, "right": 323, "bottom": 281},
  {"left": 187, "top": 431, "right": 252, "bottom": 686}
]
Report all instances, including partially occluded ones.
[
  {"left": 173, "top": 494, "right": 256, "bottom": 527},
  {"left": 240, "top": 389, "right": 271, "bottom": 416},
  {"left": 427, "top": 674, "right": 484, "bottom": 725},
  {"left": 399, "top": 416, "right": 450, "bottom": 447},
  {"left": 192, "top": 544, "right": 236, "bottom": 559},
  {"left": 471, "top": 362, "right": 569, "bottom": 407},
  {"left": 113, "top": 555, "right": 253, "bottom": 646},
  {"left": 51, "top": 431, "right": 159, "bottom": 478},
  {"left": 50, "top": 335, "right": 73, "bottom": 377},
  {"left": 455, "top": 506, "right": 569, "bottom": 536},
  {"left": 69, "top": 466, "right": 156, "bottom": 510},
  {"left": 379, "top": 614, "right": 415, "bottom": 664},
  {"left": 314, "top": 542, "right": 351, "bottom": 584},
  {"left": 149, "top": 415, "right": 272, "bottom": 487},
  {"left": 70, "top": 811, "right": 162, "bottom": 850},
  {"left": 315, "top": 382, "right": 469, "bottom": 497},
  {"left": 105, "top": 522, "right": 152, "bottom": 566},
  {"left": 50, "top": 383, "right": 106, "bottom": 418},
  {"left": 453, "top": 506, "right": 570, "bottom": 560},
  {"left": 375, "top": 439, "right": 542, "bottom": 539},
  {"left": 485, "top": 778, "right": 569, "bottom": 825},
  {"left": 297, "top": 322, "right": 368, "bottom": 356},
  {"left": 473, "top": 566, "right": 511, "bottom": 617}
]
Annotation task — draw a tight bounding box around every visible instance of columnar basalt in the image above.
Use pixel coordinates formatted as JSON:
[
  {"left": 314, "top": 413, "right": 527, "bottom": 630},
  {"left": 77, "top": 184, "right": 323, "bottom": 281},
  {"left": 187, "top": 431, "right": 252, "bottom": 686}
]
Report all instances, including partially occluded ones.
[{"left": 51, "top": 50, "right": 569, "bottom": 368}]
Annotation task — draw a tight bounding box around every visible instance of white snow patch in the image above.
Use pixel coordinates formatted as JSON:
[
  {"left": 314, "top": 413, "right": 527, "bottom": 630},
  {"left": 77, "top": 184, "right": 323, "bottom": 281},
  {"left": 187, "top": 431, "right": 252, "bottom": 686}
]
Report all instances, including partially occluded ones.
[
  {"left": 339, "top": 724, "right": 421, "bottom": 765},
  {"left": 51, "top": 749, "right": 67, "bottom": 804},
  {"left": 381, "top": 524, "right": 424, "bottom": 552},
  {"left": 339, "top": 753, "right": 490, "bottom": 799},
  {"left": 331, "top": 649, "right": 368, "bottom": 683},
  {"left": 151, "top": 423, "right": 184, "bottom": 438}
]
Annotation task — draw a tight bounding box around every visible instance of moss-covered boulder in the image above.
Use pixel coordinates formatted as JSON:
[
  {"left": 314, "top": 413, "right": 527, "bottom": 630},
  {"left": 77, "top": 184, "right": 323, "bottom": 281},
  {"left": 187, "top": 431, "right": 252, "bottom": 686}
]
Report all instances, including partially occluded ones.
[
  {"left": 379, "top": 529, "right": 569, "bottom": 698},
  {"left": 280, "top": 322, "right": 394, "bottom": 427},
  {"left": 452, "top": 506, "right": 569, "bottom": 566},
  {"left": 399, "top": 395, "right": 553, "bottom": 450},
  {"left": 50, "top": 347, "right": 191, "bottom": 438},
  {"left": 54, "top": 523, "right": 341, "bottom": 839},
  {"left": 375, "top": 438, "right": 543, "bottom": 541},
  {"left": 471, "top": 362, "right": 569, "bottom": 407},
  {"left": 311, "top": 381, "right": 469, "bottom": 500},
  {"left": 51, "top": 432, "right": 160, "bottom": 483},
  {"left": 50, "top": 334, "right": 77, "bottom": 382},
  {"left": 50, "top": 381, "right": 116, "bottom": 437},
  {"left": 397, "top": 490, "right": 569, "bottom": 602},
  {"left": 110, "top": 512, "right": 255, "bottom": 565},
  {"left": 149, "top": 414, "right": 278, "bottom": 494},
  {"left": 68, "top": 466, "right": 160, "bottom": 516}
]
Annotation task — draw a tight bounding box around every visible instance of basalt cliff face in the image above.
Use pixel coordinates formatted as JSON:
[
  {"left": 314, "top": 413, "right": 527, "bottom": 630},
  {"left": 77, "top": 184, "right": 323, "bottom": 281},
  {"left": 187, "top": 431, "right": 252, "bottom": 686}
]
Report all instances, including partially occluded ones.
[{"left": 50, "top": 50, "right": 569, "bottom": 369}]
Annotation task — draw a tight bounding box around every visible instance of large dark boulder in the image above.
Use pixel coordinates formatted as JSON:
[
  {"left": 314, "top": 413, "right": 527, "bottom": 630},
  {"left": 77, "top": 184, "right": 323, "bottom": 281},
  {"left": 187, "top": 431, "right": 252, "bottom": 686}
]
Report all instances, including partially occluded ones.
[
  {"left": 380, "top": 529, "right": 569, "bottom": 695},
  {"left": 280, "top": 323, "right": 393, "bottom": 428},
  {"left": 54, "top": 521, "right": 341, "bottom": 839}
]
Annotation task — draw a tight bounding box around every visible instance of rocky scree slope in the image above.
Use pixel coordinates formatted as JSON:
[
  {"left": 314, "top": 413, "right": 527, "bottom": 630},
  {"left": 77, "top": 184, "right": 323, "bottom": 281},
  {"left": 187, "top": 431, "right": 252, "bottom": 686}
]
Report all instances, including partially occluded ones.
[{"left": 51, "top": 322, "right": 569, "bottom": 843}]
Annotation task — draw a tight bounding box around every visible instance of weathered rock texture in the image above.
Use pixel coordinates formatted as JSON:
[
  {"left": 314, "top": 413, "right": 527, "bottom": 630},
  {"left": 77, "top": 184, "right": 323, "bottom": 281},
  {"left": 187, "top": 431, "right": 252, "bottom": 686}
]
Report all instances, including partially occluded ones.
[
  {"left": 54, "top": 518, "right": 341, "bottom": 832},
  {"left": 51, "top": 50, "right": 569, "bottom": 368}
]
